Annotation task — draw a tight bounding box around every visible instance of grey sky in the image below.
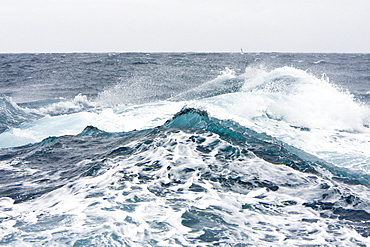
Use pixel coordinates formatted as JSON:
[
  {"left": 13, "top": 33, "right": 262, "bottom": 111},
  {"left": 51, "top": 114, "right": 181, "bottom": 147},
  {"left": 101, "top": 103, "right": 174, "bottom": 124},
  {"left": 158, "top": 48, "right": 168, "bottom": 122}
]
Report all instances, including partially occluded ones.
[{"left": 1, "top": 0, "right": 369, "bottom": 53}]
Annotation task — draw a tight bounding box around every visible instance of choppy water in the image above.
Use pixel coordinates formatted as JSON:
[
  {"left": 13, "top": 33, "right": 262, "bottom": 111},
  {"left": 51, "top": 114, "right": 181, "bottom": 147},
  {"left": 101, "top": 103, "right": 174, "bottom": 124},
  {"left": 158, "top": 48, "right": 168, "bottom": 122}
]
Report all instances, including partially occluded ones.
[{"left": 0, "top": 53, "right": 370, "bottom": 246}]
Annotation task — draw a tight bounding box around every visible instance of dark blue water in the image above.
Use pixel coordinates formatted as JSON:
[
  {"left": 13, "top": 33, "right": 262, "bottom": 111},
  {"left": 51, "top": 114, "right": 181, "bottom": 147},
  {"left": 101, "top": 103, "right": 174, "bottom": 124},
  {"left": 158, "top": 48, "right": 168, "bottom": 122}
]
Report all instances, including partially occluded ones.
[{"left": 0, "top": 53, "right": 370, "bottom": 246}]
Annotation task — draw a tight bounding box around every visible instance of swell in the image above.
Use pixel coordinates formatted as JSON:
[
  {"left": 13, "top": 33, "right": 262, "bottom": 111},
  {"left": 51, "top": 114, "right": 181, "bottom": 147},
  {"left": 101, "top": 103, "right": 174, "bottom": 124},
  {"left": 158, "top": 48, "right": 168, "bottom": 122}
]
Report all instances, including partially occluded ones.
[
  {"left": 0, "top": 107, "right": 368, "bottom": 204},
  {"left": 1, "top": 108, "right": 370, "bottom": 245}
]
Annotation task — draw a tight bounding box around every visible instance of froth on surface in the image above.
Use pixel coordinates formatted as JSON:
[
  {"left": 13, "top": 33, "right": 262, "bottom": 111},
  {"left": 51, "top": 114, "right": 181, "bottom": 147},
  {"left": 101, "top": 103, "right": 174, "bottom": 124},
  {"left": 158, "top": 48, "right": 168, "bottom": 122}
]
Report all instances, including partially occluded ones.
[{"left": 1, "top": 109, "right": 370, "bottom": 245}]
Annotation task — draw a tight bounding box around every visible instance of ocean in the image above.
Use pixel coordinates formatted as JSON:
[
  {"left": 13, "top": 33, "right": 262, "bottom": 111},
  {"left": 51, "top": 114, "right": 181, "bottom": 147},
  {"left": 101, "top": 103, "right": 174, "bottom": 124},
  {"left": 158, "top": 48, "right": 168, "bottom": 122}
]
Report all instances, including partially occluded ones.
[{"left": 0, "top": 52, "right": 370, "bottom": 246}]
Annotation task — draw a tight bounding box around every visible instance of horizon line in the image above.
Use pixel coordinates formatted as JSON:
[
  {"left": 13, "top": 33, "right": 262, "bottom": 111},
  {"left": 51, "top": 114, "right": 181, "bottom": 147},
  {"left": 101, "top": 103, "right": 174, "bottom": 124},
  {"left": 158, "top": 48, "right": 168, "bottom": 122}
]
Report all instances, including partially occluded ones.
[{"left": 1, "top": 50, "right": 370, "bottom": 55}]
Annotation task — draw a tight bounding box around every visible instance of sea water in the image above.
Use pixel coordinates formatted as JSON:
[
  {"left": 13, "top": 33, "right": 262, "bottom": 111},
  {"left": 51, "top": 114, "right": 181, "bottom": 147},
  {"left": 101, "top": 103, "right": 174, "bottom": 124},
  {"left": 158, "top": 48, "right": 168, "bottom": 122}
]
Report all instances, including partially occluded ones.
[{"left": 0, "top": 53, "right": 370, "bottom": 246}]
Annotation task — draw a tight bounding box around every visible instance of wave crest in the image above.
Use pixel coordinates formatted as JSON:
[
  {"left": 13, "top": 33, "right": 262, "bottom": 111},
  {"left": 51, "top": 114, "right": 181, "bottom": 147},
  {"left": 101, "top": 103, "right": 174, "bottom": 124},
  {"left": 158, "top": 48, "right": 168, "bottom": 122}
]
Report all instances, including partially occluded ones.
[{"left": 206, "top": 66, "right": 370, "bottom": 132}]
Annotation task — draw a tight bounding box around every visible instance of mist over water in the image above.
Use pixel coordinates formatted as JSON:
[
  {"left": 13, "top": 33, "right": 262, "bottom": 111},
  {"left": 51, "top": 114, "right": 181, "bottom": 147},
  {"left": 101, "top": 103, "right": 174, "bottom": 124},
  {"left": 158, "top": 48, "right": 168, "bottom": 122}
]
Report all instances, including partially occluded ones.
[{"left": 0, "top": 53, "right": 370, "bottom": 246}]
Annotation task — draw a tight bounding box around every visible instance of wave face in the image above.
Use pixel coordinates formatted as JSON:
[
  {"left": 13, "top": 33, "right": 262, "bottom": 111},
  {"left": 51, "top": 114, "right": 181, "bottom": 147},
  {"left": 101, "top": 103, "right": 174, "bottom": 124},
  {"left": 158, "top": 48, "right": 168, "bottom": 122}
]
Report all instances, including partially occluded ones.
[{"left": 1, "top": 53, "right": 370, "bottom": 246}]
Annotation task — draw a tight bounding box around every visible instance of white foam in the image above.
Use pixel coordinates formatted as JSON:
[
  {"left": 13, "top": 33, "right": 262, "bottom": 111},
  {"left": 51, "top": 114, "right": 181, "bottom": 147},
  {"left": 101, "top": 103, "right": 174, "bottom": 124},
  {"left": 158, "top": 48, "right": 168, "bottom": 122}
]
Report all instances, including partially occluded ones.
[
  {"left": 2, "top": 130, "right": 369, "bottom": 245},
  {"left": 0, "top": 101, "right": 183, "bottom": 148},
  {"left": 196, "top": 66, "right": 370, "bottom": 172},
  {"left": 0, "top": 112, "right": 95, "bottom": 148},
  {"left": 240, "top": 66, "right": 370, "bottom": 131},
  {"left": 36, "top": 94, "right": 94, "bottom": 115}
]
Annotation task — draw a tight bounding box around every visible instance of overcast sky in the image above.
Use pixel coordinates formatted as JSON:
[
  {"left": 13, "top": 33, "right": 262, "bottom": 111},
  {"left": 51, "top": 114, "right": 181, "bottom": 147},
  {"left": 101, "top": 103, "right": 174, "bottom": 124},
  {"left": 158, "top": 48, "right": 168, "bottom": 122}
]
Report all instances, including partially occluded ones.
[{"left": 1, "top": 0, "right": 369, "bottom": 53}]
